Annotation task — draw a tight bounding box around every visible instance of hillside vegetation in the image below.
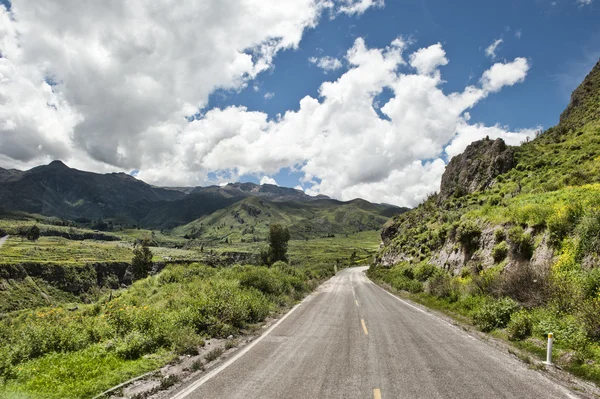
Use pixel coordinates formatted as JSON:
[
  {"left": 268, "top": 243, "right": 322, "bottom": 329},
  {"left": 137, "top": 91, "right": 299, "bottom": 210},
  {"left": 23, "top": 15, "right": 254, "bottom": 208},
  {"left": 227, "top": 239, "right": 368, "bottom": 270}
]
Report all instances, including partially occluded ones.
[
  {"left": 0, "top": 262, "right": 336, "bottom": 399},
  {"left": 370, "top": 60, "right": 600, "bottom": 383},
  {"left": 174, "top": 196, "right": 399, "bottom": 242}
]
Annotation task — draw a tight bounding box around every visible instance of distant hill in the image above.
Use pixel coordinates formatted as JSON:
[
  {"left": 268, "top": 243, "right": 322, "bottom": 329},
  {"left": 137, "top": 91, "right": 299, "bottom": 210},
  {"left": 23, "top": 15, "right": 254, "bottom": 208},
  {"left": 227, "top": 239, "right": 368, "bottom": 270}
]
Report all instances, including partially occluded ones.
[
  {"left": 0, "top": 161, "right": 408, "bottom": 233},
  {"left": 0, "top": 161, "right": 184, "bottom": 223},
  {"left": 174, "top": 196, "right": 407, "bottom": 241}
]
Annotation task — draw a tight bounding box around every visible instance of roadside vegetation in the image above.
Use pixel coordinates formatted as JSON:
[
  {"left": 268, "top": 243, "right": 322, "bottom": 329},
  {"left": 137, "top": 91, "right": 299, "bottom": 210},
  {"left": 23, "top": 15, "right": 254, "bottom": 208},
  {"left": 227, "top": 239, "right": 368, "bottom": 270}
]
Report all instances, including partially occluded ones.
[
  {"left": 372, "top": 63, "right": 600, "bottom": 384},
  {"left": 0, "top": 213, "right": 378, "bottom": 398},
  {"left": 0, "top": 261, "right": 338, "bottom": 398}
]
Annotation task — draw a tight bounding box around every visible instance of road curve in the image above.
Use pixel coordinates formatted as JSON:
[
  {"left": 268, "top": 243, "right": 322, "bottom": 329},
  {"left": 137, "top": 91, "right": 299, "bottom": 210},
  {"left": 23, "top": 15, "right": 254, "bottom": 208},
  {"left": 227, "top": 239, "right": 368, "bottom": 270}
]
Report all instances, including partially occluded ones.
[{"left": 170, "top": 266, "right": 578, "bottom": 399}]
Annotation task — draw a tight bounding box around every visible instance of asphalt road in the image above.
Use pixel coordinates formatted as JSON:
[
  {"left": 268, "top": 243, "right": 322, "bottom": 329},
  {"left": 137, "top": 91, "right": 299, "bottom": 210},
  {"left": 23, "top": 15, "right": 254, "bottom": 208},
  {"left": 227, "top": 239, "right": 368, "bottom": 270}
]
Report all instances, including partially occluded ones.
[
  {"left": 170, "top": 266, "right": 578, "bottom": 399},
  {"left": 0, "top": 235, "right": 8, "bottom": 249}
]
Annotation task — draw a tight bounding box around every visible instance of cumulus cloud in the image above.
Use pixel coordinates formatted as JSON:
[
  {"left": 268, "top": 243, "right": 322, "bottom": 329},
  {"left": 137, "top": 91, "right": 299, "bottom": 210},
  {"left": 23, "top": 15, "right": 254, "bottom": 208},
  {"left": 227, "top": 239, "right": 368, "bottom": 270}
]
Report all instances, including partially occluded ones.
[
  {"left": 485, "top": 38, "right": 503, "bottom": 59},
  {"left": 0, "top": 0, "right": 342, "bottom": 169},
  {"left": 153, "top": 39, "right": 533, "bottom": 206},
  {"left": 0, "top": 1, "right": 535, "bottom": 207},
  {"left": 337, "top": 0, "right": 385, "bottom": 15},
  {"left": 309, "top": 56, "right": 343, "bottom": 72},
  {"left": 480, "top": 57, "right": 530, "bottom": 92},
  {"left": 577, "top": 0, "right": 593, "bottom": 6},
  {"left": 260, "top": 176, "right": 278, "bottom": 185},
  {"left": 409, "top": 43, "right": 448, "bottom": 75},
  {"left": 264, "top": 92, "right": 275, "bottom": 100}
]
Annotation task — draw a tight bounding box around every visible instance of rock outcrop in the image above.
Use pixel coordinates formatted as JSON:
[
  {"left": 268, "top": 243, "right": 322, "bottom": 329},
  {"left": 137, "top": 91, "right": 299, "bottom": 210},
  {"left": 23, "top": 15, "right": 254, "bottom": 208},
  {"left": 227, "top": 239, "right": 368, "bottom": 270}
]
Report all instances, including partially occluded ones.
[
  {"left": 439, "top": 137, "right": 515, "bottom": 201},
  {"left": 560, "top": 59, "right": 600, "bottom": 128}
]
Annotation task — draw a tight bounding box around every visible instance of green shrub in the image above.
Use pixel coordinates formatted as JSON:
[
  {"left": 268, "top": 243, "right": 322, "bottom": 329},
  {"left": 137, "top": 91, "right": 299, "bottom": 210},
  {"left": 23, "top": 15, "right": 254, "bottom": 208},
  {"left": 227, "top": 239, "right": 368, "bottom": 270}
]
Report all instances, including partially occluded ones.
[
  {"left": 239, "top": 269, "right": 284, "bottom": 296},
  {"left": 507, "top": 310, "right": 533, "bottom": 340},
  {"left": 492, "top": 242, "right": 509, "bottom": 263},
  {"left": 427, "top": 273, "right": 459, "bottom": 302},
  {"left": 413, "top": 262, "right": 438, "bottom": 282},
  {"left": 578, "top": 298, "right": 600, "bottom": 341},
  {"left": 494, "top": 228, "right": 505, "bottom": 243},
  {"left": 114, "top": 330, "right": 159, "bottom": 360},
  {"left": 472, "top": 297, "right": 519, "bottom": 332},
  {"left": 170, "top": 327, "right": 204, "bottom": 356},
  {"left": 456, "top": 221, "right": 481, "bottom": 252},
  {"left": 576, "top": 211, "right": 600, "bottom": 261},
  {"left": 204, "top": 347, "right": 224, "bottom": 362},
  {"left": 507, "top": 226, "right": 533, "bottom": 259},
  {"left": 531, "top": 309, "right": 589, "bottom": 350}
]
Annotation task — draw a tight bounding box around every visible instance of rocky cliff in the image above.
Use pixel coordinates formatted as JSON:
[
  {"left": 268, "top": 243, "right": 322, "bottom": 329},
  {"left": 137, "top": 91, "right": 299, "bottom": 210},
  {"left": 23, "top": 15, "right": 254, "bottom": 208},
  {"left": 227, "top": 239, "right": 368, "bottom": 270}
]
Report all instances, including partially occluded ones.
[{"left": 439, "top": 137, "right": 515, "bottom": 201}]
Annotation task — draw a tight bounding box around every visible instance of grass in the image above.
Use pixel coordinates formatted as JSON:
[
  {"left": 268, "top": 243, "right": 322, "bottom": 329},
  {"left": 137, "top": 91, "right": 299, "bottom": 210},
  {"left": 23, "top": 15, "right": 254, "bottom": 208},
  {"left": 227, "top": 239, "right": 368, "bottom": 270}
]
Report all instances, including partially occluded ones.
[
  {"left": 0, "top": 258, "right": 343, "bottom": 398},
  {"left": 0, "top": 236, "right": 133, "bottom": 264},
  {"left": 1, "top": 347, "right": 174, "bottom": 399}
]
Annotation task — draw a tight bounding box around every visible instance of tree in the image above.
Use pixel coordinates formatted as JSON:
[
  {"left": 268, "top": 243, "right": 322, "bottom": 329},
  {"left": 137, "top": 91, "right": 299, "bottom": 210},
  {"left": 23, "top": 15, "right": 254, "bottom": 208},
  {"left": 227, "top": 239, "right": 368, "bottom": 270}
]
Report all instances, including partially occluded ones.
[
  {"left": 132, "top": 239, "right": 153, "bottom": 280},
  {"left": 26, "top": 225, "right": 40, "bottom": 241},
  {"left": 264, "top": 224, "right": 290, "bottom": 265}
]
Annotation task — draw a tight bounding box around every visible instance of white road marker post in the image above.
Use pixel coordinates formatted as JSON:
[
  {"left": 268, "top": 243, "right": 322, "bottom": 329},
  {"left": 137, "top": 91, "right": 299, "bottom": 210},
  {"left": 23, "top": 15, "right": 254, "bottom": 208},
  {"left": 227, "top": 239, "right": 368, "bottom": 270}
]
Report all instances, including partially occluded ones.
[{"left": 545, "top": 333, "right": 553, "bottom": 365}]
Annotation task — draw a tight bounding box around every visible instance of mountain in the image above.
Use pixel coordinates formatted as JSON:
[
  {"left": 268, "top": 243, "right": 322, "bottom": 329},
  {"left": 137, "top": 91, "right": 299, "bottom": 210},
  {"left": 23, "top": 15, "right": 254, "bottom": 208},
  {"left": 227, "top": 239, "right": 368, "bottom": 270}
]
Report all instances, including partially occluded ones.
[
  {"left": 191, "top": 182, "right": 330, "bottom": 202},
  {"left": 0, "top": 161, "right": 185, "bottom": 223},
  {"left": 0, "top": 161, "right": 407, "bottom": 232},
  {"left": 174, "top": 195, "right": 407, "bottom": 241},
  {"left": 370, "top": 60, "right": 600, "bottom": 375},
  {"left": 378, "top": 59, "right": 600, "bottom": 269}
]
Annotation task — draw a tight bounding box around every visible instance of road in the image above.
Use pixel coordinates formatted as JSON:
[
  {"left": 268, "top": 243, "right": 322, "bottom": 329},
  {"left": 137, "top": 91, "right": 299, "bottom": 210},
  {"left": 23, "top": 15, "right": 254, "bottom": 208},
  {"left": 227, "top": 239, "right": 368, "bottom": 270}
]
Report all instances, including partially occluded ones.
[
  {"left": 0, "top": 235, "right": 7, "bottom": 249},
  {"left": 170, "top": 266, "right": 578, "bottom": 399}
]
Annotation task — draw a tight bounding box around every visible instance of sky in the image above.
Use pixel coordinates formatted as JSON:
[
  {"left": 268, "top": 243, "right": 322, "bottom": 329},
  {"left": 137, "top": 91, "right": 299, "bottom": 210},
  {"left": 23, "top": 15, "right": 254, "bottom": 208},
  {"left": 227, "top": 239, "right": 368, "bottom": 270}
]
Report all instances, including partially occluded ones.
[{"left": 0, "top": 0, "right": 599, "bottom": 207}]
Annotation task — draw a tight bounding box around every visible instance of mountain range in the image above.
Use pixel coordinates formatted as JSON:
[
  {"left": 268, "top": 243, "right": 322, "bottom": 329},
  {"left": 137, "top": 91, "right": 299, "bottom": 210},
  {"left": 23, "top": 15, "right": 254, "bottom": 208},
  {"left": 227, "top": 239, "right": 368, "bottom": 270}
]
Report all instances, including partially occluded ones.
[{"left": 0, "top": 161, "right": 408, "bottom": 239}]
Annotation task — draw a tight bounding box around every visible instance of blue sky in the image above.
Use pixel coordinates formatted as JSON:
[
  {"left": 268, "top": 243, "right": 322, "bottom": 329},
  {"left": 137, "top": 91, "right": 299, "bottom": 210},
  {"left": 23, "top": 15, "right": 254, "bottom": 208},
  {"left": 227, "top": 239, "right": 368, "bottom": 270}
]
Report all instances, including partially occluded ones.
[
  {"left": 205, "top": 0, "right": 600, "bottom": 188},
  {"left": 0, "top": 0, "right": 599, "bottom": 206}
]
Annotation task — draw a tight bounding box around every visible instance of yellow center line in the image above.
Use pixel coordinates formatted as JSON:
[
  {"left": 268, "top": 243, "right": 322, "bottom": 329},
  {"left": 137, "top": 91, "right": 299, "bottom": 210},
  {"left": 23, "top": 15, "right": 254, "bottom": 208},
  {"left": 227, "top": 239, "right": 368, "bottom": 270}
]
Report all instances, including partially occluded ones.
[
  {"left": 361, "top": 319, "right": 369, "bottom": 335},
  {"left": 374, "top": 388, "right": 382, "bottom": 399},
  {"left": 355, "top": 300, "right": 359, "bottom": 306}
]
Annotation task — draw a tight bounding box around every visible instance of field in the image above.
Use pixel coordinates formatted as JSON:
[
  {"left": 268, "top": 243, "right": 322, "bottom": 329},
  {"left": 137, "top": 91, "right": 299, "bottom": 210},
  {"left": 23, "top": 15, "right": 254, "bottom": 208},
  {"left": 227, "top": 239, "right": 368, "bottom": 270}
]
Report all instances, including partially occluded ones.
[{"left": 0, "top": 214, "right": 381, "bottom": 398}]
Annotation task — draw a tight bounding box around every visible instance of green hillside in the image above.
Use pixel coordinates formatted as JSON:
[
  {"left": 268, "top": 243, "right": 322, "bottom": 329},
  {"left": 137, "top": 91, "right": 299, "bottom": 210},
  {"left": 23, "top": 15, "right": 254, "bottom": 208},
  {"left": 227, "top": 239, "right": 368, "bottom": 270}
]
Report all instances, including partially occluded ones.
[
  {"left": 174, "top": 196, "right": 406, "bottom": 242},
  {"left": 371, "top": 59, "right": 600, "bottom": 383}
]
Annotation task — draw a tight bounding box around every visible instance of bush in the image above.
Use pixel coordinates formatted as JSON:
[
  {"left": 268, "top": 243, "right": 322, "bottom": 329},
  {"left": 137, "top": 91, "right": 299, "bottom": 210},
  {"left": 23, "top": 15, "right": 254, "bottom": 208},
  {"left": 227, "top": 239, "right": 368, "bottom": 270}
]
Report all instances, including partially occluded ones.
[
  {"left": 427, "top": 273, "right": 459, "bottom": 302},
  {"left": 204, "top": 347, "right": 224, "bottom": 362},
  {"left": 507, "top": 310, "right": 533, "bottom": 340},
  {"left": 132, "top": 240, "right": 153, "bottom": 280},
  {"left": 114, "top": 330, "right": 159, "bottom": 360},
  {"left": 413, "top": 262, "right": 438, "bottom": 282},
  {"left": 472, "top": 297, "right": 519, "bottom": 332},
  {"left": 170, "top": 327, "right": 204, "bottom": 356},
  {"left": 578, "top": 298, "right": 600, "bottom": 341},
  {"left": 492, "top": 242, "right": 509, "bottom": 263},
  {"left": 456, "top": 221, "right": 481, "bottom": 253},
  {"left": 507, "top": 226, "right": 533, "bottom": 259},
  {"left": 498, "top": 263, "right": 550, "bottom": 308},
  {"left": 239, "top": 269, "right": 284, "bottom": 296},
  {"left": 531, "top": 309, "right": 588, "bottom": 349},
  {"left": 494, "top": 228, "right": 505, "bottom": 243}
]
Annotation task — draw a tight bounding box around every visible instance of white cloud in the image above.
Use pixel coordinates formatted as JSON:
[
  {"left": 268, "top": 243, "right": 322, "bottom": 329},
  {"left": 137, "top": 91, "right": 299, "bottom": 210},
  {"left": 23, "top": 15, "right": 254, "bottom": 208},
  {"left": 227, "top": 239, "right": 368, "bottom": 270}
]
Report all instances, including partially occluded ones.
[
  {"left": 409, "top": 43, "right": 448, "bottom": 75},
  {"left": 264, "top": 92, "right": 275, "bottom": 100},
  {"left": 337, "top": 0, "right": 384, "bottom": 15},
  {"left": 0, "top": 0, "right": 338, "bottom": 170},
  {"left": 0, "top": 2, "right": 535, "bottom": 208},
  {"left": 485, "top": 38, "right": 503, "bottom": 59},
  {"left": 480, "top": 57, "right": 530, "bottom": 92},
  {"left": 309, "top": 56, "right": 343, "bottom": 72},
  {"left": 515, "top": 30, "right": 522, "bottom": 39},
  {"left": 260, "top": 176, "right": 278, "bottom": 185},
  {"left": 155, "top": 39, "right": 533, "bottom": 206},
  {"left": 577, "top": 0, "right": 593, "bottom": 6}
]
